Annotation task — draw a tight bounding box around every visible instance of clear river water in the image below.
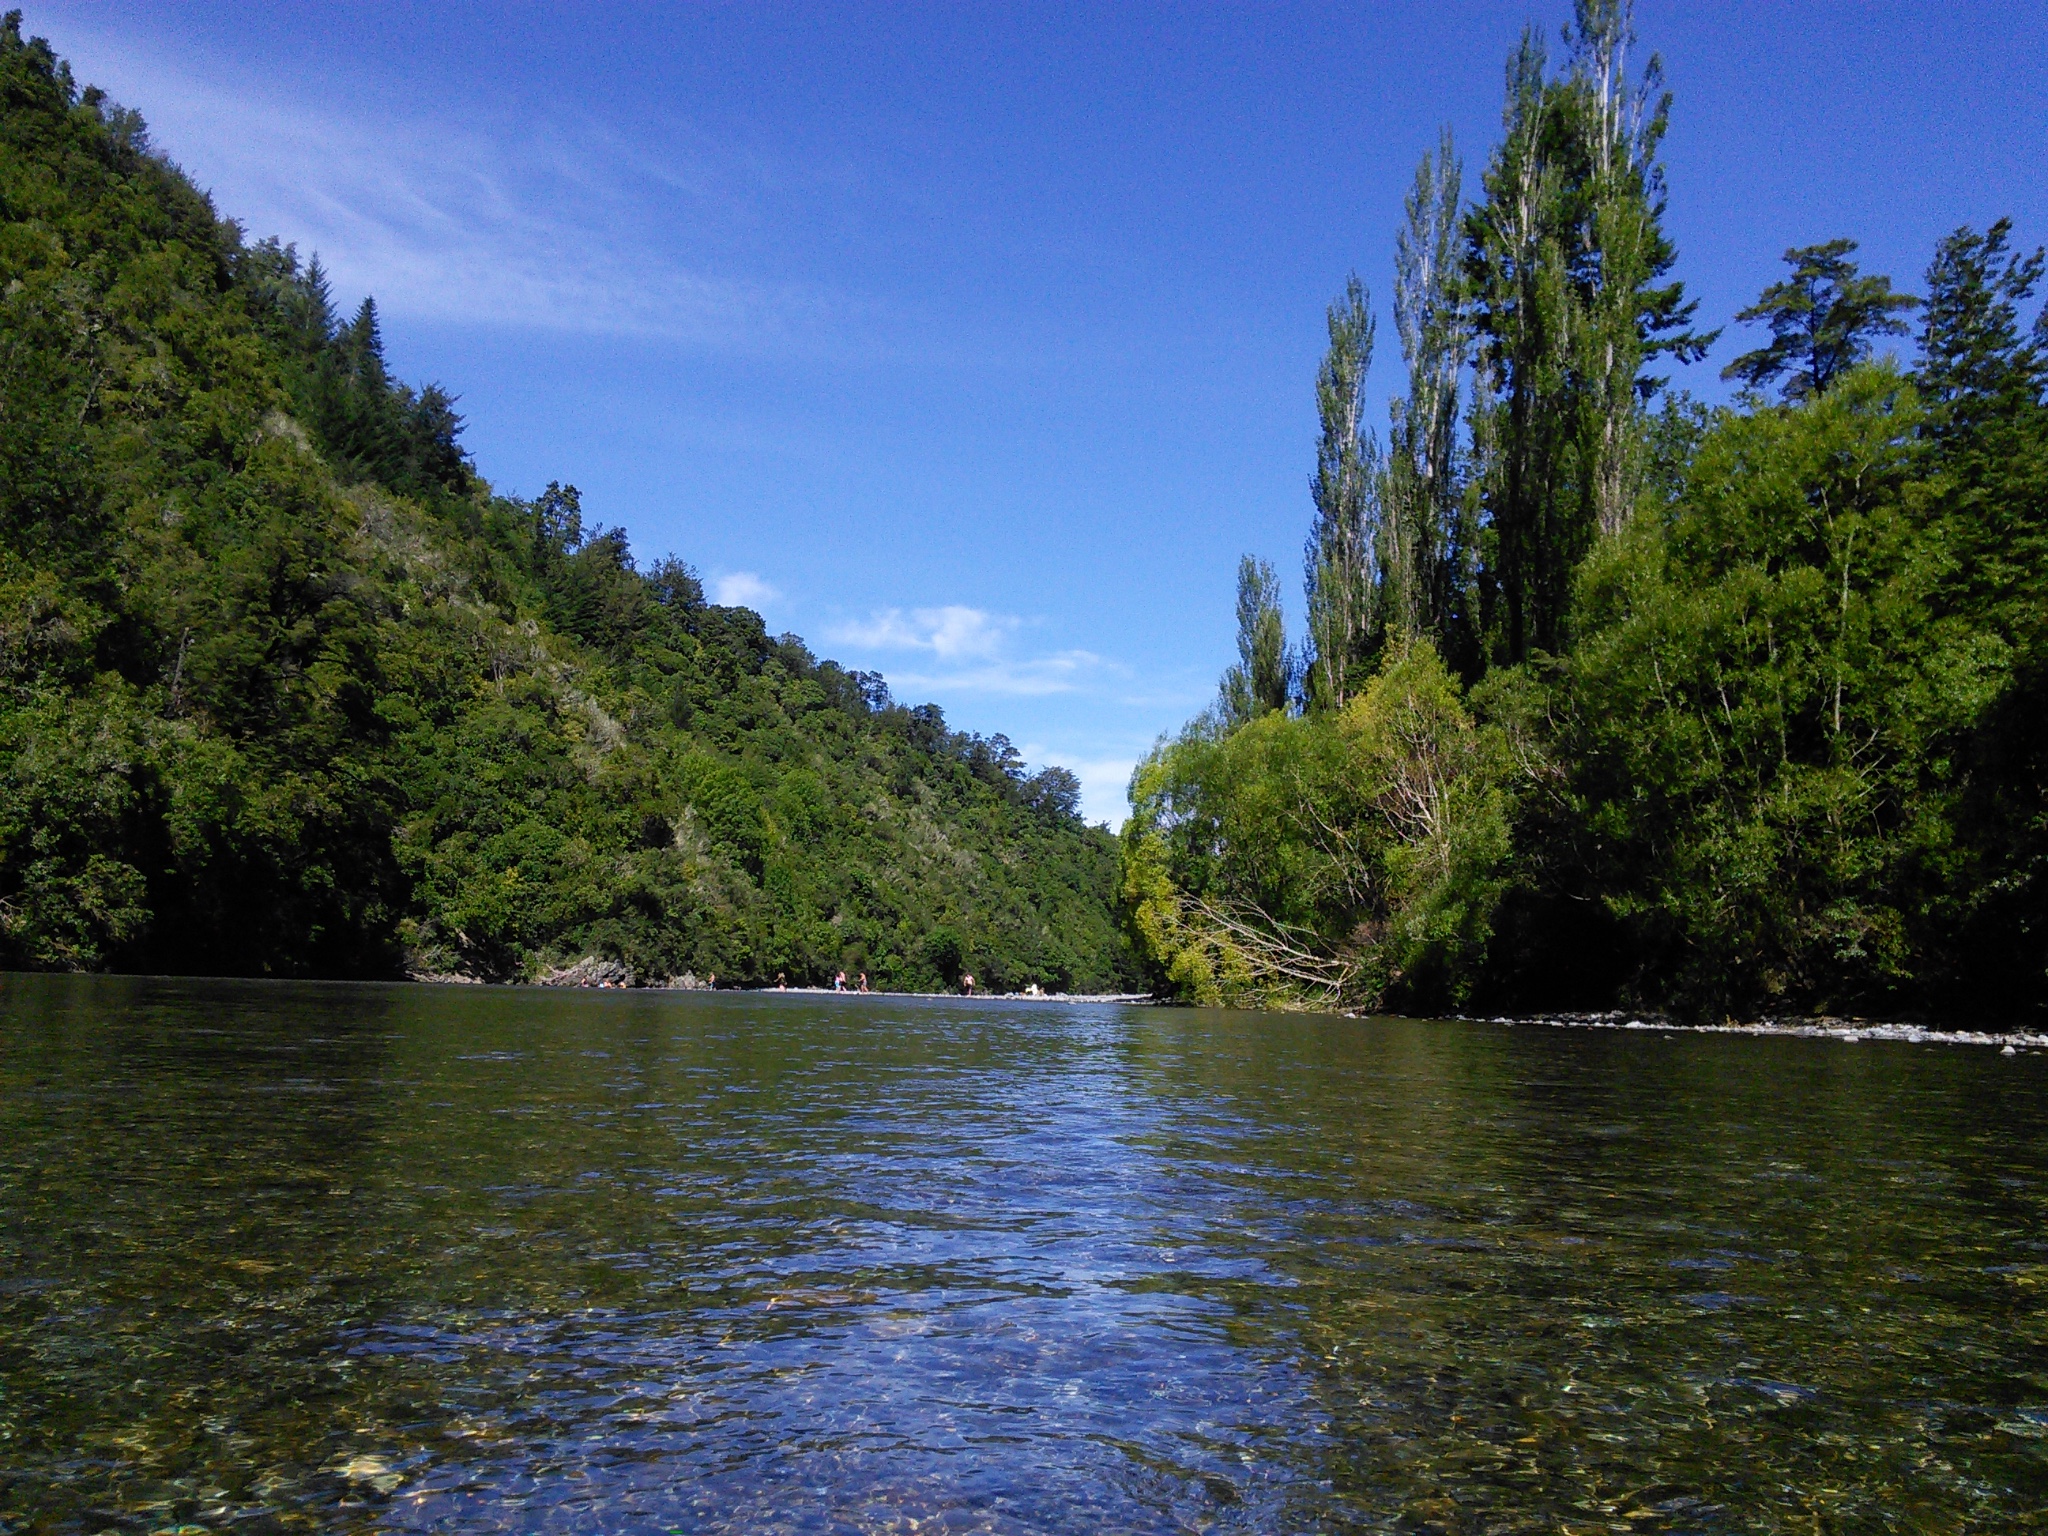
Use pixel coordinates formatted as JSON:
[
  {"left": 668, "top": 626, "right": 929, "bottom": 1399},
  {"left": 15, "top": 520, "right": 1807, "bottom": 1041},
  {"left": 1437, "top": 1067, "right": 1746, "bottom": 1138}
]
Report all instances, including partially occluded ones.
[{"left": 2, "top": 974, "right": 2046, "bottom": 1534}]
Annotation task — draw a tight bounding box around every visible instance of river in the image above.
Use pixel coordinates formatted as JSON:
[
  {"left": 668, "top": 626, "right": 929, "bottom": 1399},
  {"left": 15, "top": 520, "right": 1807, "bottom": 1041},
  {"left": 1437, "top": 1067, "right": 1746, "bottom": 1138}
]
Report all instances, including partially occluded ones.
[{"left": 3, "top": 974, "right": 2044, "bottom": 1532}]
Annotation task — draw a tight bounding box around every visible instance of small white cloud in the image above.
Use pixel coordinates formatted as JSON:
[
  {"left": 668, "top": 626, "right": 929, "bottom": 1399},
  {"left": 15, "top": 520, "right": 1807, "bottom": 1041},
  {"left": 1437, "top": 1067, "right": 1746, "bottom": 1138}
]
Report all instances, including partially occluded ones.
[
  {"left": 826, "top": 605, "right": 1014, "bottom": 662},
  {"left": 712, "top": 571, "right": 780, "bottom": 609},
  {"left": 923, "top": 605, "right": 1012, "bottom": 662},
  {"left": 826, "top": 604, "right": 1125, "bottom": 697}
]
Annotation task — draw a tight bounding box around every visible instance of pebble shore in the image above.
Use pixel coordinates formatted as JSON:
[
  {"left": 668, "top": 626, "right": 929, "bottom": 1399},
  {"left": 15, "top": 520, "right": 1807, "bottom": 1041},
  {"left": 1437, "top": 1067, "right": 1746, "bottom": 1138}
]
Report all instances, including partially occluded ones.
[{"left": 1467, "top": 1010, "right": 2048, "bottom": 1051}]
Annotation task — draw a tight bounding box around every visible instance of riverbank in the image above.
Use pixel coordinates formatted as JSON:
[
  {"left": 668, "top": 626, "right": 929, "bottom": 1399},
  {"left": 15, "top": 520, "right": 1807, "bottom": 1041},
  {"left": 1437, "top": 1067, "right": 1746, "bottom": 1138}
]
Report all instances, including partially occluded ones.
[
  {"left": 407, "top": 959, "right": 1154, "bottom": 1005},
  {"left": 414, "top": 969, "right": 2037, "bottom": 1039},
  {"left": 720, "top": 986, "right": 1158, "bottom": 1004}
]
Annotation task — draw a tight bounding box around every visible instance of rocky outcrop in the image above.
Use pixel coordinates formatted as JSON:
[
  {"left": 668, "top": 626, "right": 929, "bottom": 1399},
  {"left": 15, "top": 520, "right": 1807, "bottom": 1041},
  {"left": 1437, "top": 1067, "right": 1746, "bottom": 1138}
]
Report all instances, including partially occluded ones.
[{"left": 532, "top": 955, "right": 633, "bottom": 987}]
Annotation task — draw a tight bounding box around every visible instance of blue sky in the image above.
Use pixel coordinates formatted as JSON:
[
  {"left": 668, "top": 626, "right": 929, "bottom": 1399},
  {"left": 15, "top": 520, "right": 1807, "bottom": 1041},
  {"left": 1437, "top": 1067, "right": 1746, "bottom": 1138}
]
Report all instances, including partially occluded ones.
[{"left": 28, "top": 2, "right": 2046, "bottom": 823}]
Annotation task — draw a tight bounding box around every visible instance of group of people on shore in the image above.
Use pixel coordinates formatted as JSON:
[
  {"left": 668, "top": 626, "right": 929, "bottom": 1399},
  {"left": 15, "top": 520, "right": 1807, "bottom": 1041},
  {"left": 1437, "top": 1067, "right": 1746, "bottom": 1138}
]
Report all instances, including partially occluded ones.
[{"left": 565, "top": 968, "right": 1017, "bottom": 997}]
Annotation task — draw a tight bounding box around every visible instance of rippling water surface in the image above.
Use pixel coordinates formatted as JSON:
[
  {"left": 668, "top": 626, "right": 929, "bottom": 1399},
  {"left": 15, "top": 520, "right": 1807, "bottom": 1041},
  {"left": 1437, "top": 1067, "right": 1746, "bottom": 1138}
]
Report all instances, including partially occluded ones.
[{"left": 3, "top": 975, "right": 2047, "bottom": 1533}]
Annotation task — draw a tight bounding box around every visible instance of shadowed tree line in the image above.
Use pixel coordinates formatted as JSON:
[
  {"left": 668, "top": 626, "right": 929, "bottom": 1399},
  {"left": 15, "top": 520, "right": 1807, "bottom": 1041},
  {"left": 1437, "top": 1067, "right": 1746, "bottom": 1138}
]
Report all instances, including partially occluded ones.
[
  {"left": 1124, "top": 0, "right": 2046, "bottom": 1026},
  {"left": 0, "top": 16, "right": 1140, "bottom": 992}
]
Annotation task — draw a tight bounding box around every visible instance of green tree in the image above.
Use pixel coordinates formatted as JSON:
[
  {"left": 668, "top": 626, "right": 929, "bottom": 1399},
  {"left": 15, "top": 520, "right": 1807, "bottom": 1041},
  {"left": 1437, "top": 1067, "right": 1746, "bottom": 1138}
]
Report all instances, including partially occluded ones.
[
  {"left": 1722, "top": 239, "right": 1919, "bottom": 400},
  {"left": 1912, "top": 221, "right": 2048, "bottom": 1023},
  {"left": 1302, "top": 278, "right": 1379, "bottom": 709},
  {"left": 1385, "top": 130, "right": 1471, "bottom": 657},
  {"left": 1567, "top": 0, "right": 1710, "bottom": 536},
  {"left": 1124, "top": 641, "right": 1513, "bottom": 1011},
  {"left": 1917, "top": 218, "right": 2045, "bottom": 446},
  {"left": 1221, "top": 555, "right": 1292, "bottom": 723},
  {"left": 1552, "top": 365, "right": 1985, "bottom": 1016},
  {"left": 1464, "top": 0, "right": 1708, "bottom": 664}
]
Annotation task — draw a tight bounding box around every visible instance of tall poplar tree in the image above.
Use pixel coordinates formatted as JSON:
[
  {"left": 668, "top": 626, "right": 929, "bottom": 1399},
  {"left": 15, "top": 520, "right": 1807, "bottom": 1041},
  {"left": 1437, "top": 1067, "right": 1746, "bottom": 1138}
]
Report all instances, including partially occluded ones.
[
  {"left": 1464, "top": 0, "right": 1707, "bottom": 663},
  {"left": 1568, "top": 0, "right": 1705, "bottom": 537},
  {"left": 1220, "top": 556, "right": 1292, "bottom": 723},
  {"left": 1303, "top": 277, "right": 1380, "bottom": 709},
  {"left": 1385, "top": 129, "right": 1471, "bottom": 658}
]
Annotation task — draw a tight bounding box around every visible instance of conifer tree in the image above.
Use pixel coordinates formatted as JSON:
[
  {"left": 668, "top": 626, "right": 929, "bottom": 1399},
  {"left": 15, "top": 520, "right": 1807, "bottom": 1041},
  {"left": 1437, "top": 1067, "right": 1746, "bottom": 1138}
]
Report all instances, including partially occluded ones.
[
  {"left": 303, "top": 254, "right": 335, "bottom": 343},
  {"left": 1917, "top": 219, "right": 2045, "bottom": 443},
  {"left": 340, "top": 296, "right": 389, "bottom": 389},
  {"left": 1915, "top": 221, "right": 2048, "bottom": 643},
  {"left": 1722, "top": 239, "right": 1918, "bottom": 400}
]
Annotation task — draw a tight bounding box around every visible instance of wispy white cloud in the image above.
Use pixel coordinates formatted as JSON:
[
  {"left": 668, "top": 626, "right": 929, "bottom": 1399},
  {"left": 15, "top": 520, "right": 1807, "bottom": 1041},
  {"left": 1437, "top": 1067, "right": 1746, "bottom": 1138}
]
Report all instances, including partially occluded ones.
[
  {"left": 712, "top": 571, "right": 780, "bottom": 609},
  {"left": 51, "top": 28, "right": 871, "bottom": 350}
]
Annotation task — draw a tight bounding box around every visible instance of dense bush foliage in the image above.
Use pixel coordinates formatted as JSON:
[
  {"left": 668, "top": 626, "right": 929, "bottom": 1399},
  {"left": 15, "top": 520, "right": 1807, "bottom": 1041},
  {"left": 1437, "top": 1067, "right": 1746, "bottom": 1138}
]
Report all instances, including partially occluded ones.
[
  {"left": 0, "top": 17, "right": 1141, "bottom": 992},
  {"left": 1508, "top": 362, "right": 2043, "bottom": 1021},
  {"left": 1125, "top": 643, "right": 1514, "bottom": 1011},
  {"left": 1125, "top": 1, "right": 2046, "bottom": 1025}
]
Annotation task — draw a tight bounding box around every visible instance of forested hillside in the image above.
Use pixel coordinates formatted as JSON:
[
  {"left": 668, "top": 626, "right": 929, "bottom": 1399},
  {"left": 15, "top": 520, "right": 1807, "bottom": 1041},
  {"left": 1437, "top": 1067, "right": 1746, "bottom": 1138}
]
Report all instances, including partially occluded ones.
[
  {"left": 0, "top": 17, "right": 1142, "bottom": 992},
  {"left": 1125, "top": 0, "right": 2047, "bottom": 1026}
]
